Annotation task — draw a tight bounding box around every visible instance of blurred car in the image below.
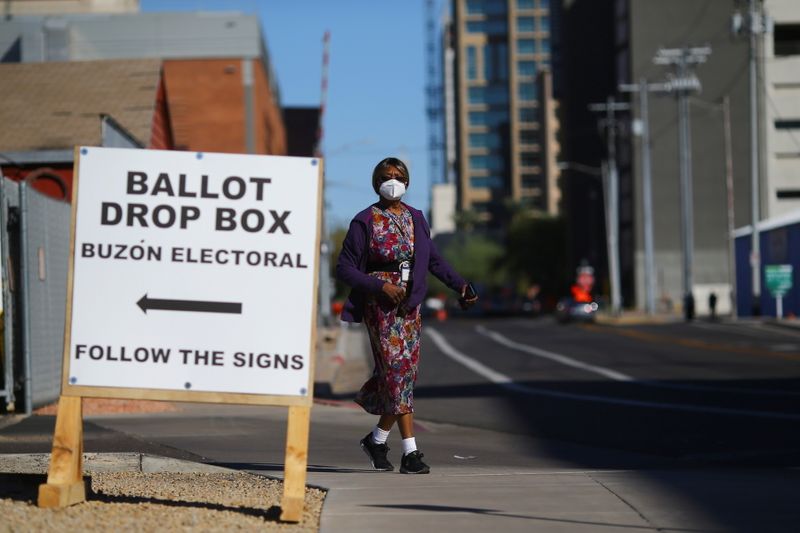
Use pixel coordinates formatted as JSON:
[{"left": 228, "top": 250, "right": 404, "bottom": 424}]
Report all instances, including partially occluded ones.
[{"left": 555, "top": 297, "right": 598, "bottom": 323}]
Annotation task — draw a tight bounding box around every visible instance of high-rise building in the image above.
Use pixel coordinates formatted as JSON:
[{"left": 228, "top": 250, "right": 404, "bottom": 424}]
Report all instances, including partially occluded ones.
[
  {"left": 450, "top": 0, "right": 560, "bottom": 227},
  {"left": 764, "top": 0, "right": 800, "bottom": 218}
]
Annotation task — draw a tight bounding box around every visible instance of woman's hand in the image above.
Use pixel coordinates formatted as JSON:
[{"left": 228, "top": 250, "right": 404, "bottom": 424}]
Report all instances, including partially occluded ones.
[{"left": 382, "top": 282, "right": 406, "bottom": 305}]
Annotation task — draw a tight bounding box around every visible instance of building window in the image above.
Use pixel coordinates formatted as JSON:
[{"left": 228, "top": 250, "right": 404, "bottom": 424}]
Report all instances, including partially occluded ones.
[
  {"left": 483, "top": 44, "right": 493, "bottom": 81},
  {"left": 521, "top": 196, "right": 545, "bottom": 210},
  {"left": 469, "top": 111, "right": 486, "bottom": 126},
  {"left": 468, "top": 86, "right": 485, "bottom": 104},
  {"left": 467, "top": 46, "right": 477, "bottom": 80},
  {"left": 464, "top": 0, "right": 504, "bottom": 15},
  {"left": 518, "top": 60, "right": 537, "bottom": 78},
  {"left": 469, "top": 110, "right": 509, "bottom": 127},
  {"left": 517, "top": 17, "right": 535, "bottom": 33},
  {"left": 472, "top": 201, "right": 491, "bottom": 214},
  {"left": 467, "top": 18, "right": 507, "bottom": 35},
  {"left": 485, "top": 85, "right": 509, "bottom": 105},
  {"left": 469, "top": 132, "right": 502, "bottom": 149},
  {"left": 775, "top": 119, "right": 800, "bottom": 129},
  {"left": 520, "top": 152, "right": 540, "bottom": 167},
  {"left": 777, "top": 189, "right": 800, "bottom": 199},
  {"left": 470, "top": 155, "right": 504, "bottom": 171},
  {"left": 521, "top": 174, "right": 541, "bottom": 188},
  {"left": 484, "top": 42, "right": 508, "bottom": 82},
  {"left": 539, "top": 0, "right": 549, "bottom": 8},
  {"left": 539, "top": 39, "right": 551, "bottom": 54},
  {"left": 775, "top": 24, "right": 800, "bottom": 56},
  {"left": 466, "top": 0, "right": 483, "bottom": 14},
  {"left": 519, "top": 107, "right": 538, "bottom": 123},
  {"left": 519, "top": 130, "right": 538, "bottom": 145},
  {"left": 470, "top": 175, "right": 504, "bottom": 189},
  {"left": 518, "top": 82, "right": 537, "bottom": 101},
  {"left": 517, "top": 0, "right": 534, "bottom": 9},
  {"left": 538, "top": 15, "right": 550, "bottom": 33},
  {"left": 518, "top": 39, "right": 536, "bottom": 55}
]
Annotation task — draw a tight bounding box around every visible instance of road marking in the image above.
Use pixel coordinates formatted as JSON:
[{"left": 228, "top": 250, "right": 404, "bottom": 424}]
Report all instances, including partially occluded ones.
[
  {"left": 475, "top": 325, "right": 633, "bottom": 381},
  {"left": 425, "top": 327, "right": 800, "bottom": 421},
  {"left": 476, "top": 326, "right": 800, "bottom": 397},
  {"left": 582, "top": 324, "right": 800, "bottom": 361}
]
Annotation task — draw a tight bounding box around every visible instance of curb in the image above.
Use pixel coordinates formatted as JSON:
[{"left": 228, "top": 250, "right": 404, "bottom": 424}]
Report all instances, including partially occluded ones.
[{"left": 0, "top": 452, "right": 233, "bottom": 475}]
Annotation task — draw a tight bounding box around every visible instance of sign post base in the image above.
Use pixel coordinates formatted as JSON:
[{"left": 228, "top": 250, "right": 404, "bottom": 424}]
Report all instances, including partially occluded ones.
[
  {"left": 280, "top": 405, "right": 311, "bottom": 522},
  {"left": 38, "top": 395, "right": 86, "bottom": 508}
]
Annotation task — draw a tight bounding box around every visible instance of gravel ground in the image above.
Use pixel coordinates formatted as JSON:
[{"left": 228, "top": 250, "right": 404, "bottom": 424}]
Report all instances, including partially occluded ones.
[{"left": 0, "top": 471, "right": 325, "bottom": 532}]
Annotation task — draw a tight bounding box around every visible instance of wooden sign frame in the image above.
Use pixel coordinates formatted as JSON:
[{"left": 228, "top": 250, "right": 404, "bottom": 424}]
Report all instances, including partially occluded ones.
[{"left": 39, "top": 148, "right": 323, "bottom": 522}]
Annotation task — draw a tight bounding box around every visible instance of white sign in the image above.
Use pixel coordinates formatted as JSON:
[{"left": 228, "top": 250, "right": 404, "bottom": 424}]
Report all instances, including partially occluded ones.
[{"left": 64, "top": 147, "right": 321, "bottom": 402}]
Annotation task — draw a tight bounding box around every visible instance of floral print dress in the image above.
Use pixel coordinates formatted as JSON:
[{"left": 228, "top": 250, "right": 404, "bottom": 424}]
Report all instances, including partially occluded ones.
[{"left": 355, "top": 205, "right": 421, "bottom": 415}]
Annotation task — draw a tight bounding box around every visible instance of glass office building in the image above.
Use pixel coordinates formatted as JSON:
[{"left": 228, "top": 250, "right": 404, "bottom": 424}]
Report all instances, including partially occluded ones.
[{"left": 451, "top": 0, "right": 559, "bottom": 225}]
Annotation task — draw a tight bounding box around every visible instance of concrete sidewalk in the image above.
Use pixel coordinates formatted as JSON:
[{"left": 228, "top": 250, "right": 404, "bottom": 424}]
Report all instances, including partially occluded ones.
[{"left": 2, "top": 401, "right": 794, "bottom": 532}]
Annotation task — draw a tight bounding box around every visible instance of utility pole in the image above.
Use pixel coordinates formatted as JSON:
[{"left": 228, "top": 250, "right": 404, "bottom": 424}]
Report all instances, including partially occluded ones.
[
  {"left": 317, "top": 31, "right": 332, "bottom": 325},
  {"left": 737, "top": 0, "right": 768, "bottom": 315},
  {"left": 589, "top": 97, "right": 630, "bottom": 316},
  {"left": 748, "top": 0, "right": 762, "bottom": 315},
  {"left": 654, "top": 46, "right": 711, "bottom": 321},
  {"left": 732, "top": 1, "right": 769, "bottom": 315},
  {"left": 619, "top": 79, "right": 670, "bottom": 315},
  {"left": 722, "top": 96, "right": 737, "bottom": 319}
]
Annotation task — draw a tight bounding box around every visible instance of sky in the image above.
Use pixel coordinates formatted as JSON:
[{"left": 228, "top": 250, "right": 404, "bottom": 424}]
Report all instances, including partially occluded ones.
[{"left": 141, "top": 0, "right": 435, "bottom": 230}]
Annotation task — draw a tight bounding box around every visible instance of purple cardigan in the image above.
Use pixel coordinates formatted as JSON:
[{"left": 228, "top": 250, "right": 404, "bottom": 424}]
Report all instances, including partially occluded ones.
[{"left": 336, "top": 203, "right": 466, "bottom": 323}]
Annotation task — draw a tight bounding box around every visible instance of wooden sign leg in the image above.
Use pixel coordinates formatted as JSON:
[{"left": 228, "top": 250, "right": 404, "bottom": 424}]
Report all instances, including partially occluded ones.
[
  {"left": 38, "top": 395, "right": 85, "bottom": 508},
  {"left": 280, "top": 405, "right": 311, "bottom": 522}
]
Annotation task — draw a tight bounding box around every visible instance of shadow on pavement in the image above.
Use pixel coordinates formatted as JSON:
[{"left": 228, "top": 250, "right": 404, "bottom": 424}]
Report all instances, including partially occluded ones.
[
  {"left": 364, "top": 503, "right": 713, "bottom": 531},
  {"left": 411, "top": 375, "right": 800, "bottom": 533},
  {"left": 208, "top": 461, "right": 381, "bottom": 474},
  {"left": 413, "top": 378, "right": 800, "bottom": 467}
]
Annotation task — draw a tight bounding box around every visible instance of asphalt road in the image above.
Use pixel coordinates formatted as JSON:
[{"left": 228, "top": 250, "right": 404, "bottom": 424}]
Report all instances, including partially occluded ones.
[{"left": 414, "top": 317, "right": 800, "bottom": 467}]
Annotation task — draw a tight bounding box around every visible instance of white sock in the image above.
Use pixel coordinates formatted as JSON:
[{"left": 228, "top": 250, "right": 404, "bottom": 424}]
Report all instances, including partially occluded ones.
[
  {"left": 371, "top": 426, "right": 390, "bottom": 445},
  {"left": 402, "top": 437, "right": 417, "bottom": 455}
]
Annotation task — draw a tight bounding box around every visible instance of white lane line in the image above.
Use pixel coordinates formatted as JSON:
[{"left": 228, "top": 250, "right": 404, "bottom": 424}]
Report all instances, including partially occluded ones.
[
  {"left": 425, "top": 327, "right": 800, "bottom": 421},
  {"left": 475, "top": 325, "right": 633, "bottom": 381},
  {"left": 477, "top": 325, "right": 800, "bottom": 398}
]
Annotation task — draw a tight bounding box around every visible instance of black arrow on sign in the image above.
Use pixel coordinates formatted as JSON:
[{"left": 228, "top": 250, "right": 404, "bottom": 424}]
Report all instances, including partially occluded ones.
[{"left": 137, "top": 294, "right": 242, "bottom": 315}]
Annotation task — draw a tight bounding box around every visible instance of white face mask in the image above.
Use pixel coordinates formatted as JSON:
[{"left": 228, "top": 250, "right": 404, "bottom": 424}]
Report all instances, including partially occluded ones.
[{"left": 379, "top": 179, "right": 406, "bottom": 201}]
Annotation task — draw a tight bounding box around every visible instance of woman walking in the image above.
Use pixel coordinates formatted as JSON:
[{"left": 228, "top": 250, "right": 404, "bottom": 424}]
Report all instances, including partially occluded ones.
[{"left": 336, "top": 157, "right": 476, "bottom": 474}]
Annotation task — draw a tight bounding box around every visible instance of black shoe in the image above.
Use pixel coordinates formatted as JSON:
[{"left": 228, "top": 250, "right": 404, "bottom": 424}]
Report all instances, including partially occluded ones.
[
  {"left": 400, "top": 450, "right": 430, "bottom": 474},
  {"left": 360, "top": 433, "right": 394, "bottom": 471}
]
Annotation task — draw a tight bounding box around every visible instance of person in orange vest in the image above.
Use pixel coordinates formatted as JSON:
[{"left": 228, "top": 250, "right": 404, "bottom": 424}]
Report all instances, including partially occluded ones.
[
  {"left": 571, "top": 283, "right": 592, "bottom": 303},
  {"left": 571, "top": 264, "right": 595, "bottom": 303}
]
